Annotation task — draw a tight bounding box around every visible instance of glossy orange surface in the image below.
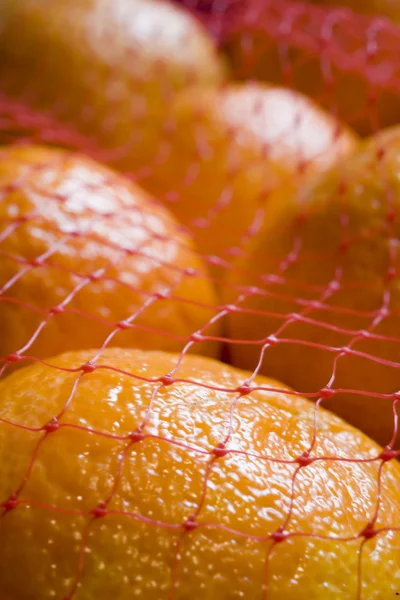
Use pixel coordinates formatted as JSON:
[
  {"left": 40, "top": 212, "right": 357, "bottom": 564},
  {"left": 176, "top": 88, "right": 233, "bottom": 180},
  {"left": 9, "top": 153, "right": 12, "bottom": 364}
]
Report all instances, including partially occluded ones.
[
  {"left": 225, "top": 127, "right": 400, "bottom": 445},
  {"left": 145, "top": 83, "right": 357, "bottom": 273},
  {"left": 0, "top": 145, "right": 220, "bottom": 370},
  {"left": 0, "top": 347, "right": 399, "bottom": 599}
]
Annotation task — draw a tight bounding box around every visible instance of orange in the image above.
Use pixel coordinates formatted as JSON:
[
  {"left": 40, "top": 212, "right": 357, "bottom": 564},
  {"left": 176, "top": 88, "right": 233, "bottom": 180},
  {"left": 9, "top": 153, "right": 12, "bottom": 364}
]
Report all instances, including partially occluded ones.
[
  {"left": 144, "top": 82, "right": 356, "bottom": 274},
  {"left": 0, "top": 145, "right": 220, "bottom": 374},
  {"left": 309, "top": 0, "right": 400, "bottom": 20},
  {"left": 0, "top": 347, "right": 399, "bottom": 599},
  {"left": 222, "top": 0, "right": 400, "bottom": 135},
  {"left": 224, "top": 125, "right": 400, "bottom": 446},
  {"left": 0, "top": 0, "right": 225, "bottom": 162},
  {"left": 0, "top": 1, "right": 355, "bottom": 273}
]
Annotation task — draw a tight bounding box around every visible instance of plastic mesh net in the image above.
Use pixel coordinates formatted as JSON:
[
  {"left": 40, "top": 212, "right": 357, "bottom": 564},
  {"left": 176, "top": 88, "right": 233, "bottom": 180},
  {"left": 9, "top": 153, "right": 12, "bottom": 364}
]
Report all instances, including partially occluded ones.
[{"left": 1, "top": 0, "right": 400, "bottom": 598}]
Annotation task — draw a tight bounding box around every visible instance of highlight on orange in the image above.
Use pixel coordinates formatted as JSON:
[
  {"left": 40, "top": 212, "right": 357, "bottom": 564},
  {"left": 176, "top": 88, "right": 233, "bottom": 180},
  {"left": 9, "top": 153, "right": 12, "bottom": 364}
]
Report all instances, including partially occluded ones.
[
  {"left": 0, "top": 145, "right": 220, "bottom": 374},
  {"left": 215, "top": 0, "right": 400, "bottom": 136},
  {"left": 0, "top": 0, "right": 225, "bottom": 164},
  {"left": 224, "top": 126, "right": 400, "bottom": 447},
  {"left": 0, "top": 347, "right": 399, "bottom": 599},
  {"left": 144, "top": 82, "right": 357, "bottom": 274}
]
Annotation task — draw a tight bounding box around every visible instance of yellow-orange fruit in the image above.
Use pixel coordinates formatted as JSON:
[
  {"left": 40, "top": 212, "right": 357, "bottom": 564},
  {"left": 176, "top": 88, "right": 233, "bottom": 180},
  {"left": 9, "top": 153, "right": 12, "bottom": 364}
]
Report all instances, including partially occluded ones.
[
  {"left": 145, "top": 82, "right": 357, "bottom": 272},
  {"left": 222, "top": 0, "right": 400, "bottom": 135},
  {"left": 224, "top": 126, "right": 400, "bottom": 446},
  {"left": 0, "top": 0, "right": 225, "bottom": 162},
  {"left": 0, "top": 145, "right": 220, "bottom": 372},
  {"left": 0, "top": 347, "right": 399, "bottom": 599}
]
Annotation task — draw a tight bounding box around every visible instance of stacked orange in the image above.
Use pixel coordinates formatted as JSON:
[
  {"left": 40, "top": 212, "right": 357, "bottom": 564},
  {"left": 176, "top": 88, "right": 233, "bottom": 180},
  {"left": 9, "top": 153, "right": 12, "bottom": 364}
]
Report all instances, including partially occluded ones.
[
  {"left": 0, "top": 0, "right": 400, "bottom": 599},
  {"left": 221, "top": 0, "right": 400, "bottom": 135},
  {"left": 0, "top": 0, "right": 357, "bottom": 268},
  {"left": 0, "top": 0, "right": 225, "bottom": 159},
  {"left": 143, "top": 82, "right": 356, "bottom": 271},
  {"left": 0, "top": 349, "right": 399, "bottom": 599},
  {"left": 0, "top": 144, "right": 220, "bottom": 370},
  {"left": 224, "top": 126, "right": 400, "bottom": 447}
]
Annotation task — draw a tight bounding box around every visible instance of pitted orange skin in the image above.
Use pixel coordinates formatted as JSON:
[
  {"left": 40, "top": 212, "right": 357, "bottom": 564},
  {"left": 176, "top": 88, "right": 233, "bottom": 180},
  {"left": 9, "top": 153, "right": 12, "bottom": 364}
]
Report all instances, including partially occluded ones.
[
  {"left": 225, "top": 126, "right": 400, "bottom": 446},
  {"left": 145, "top": 83, "right": 357, "bottom": 272},
  {"left": 0, "top": 347, "right": 399, "bottom": 599},
  {"left": 0, "top": 145, "right": 220, "bottom": 369}
]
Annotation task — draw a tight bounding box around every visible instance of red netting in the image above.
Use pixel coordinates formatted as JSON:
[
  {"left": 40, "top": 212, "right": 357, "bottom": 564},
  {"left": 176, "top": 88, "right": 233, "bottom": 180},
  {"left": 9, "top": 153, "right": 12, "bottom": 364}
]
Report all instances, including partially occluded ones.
[{"left": 1, "top": 0, "right": 400, "bottom": 598}]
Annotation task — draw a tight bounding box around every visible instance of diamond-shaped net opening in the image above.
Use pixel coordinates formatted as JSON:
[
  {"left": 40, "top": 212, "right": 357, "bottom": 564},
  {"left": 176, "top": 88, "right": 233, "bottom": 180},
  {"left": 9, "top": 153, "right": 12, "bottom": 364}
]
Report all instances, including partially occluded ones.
[{"left": 1, "top": 0, "right": 400, "bottom": 598}]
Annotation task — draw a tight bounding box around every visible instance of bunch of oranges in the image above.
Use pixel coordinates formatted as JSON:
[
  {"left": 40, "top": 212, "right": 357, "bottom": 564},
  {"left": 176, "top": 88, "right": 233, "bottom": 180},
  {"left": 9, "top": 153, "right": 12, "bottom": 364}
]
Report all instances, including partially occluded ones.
[{"left": 1, "top": 0, "right": 400, "bottom": 598}]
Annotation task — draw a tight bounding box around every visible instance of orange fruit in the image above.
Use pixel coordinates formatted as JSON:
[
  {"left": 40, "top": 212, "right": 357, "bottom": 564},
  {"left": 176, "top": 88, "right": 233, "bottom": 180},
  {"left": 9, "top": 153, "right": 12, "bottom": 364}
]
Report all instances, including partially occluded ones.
[
  {"left": 224, "top": 126, "right": 400, "bottom": 446},
  {"left": 309, "top": 0, "right": 400, "bottom": 20},
  {"left": 0, "top": 145, "right": 220, "bottom": 374},
  {"left": 0, "top": 0, "right": 225, "bottom": 163},
  {"left": 221, "top": 0, "right": 400, "bottom": 135},
  {"left": 144, "top": 82, "right": 356, "bottom": 274},
  {"left": 0, "top": 346, "right": 399, "bottom": 599}
]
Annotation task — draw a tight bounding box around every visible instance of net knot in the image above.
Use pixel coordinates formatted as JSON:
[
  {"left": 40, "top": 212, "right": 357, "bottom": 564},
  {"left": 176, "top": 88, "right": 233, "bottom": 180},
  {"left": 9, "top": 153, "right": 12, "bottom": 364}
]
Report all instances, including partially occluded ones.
[
  {"left": 183, "top": 516, "right": 198, "bottom": 532},
  {"left": 129, "top": 430, "right": 145, "bottom": 443},
  {"left": 1, "top": 183, "right": 19, "bottom": 195},
  {"left": 245, "top": 285, "right": 260, "bottom": 295},
  {"left": 160, "top": 374, "right": 174, "bottom": 386},
  {"left": 117, "top": 320, "right": 131, "bottom": 331},
  {"left": 387, "top": 208, "right": 396, "bottom": 223},
  {"left": 307, "top": 300, "right": 323, "bottom": 310},
  {"left": 224, "top": 304, "right": 237, "bottom": 313},
  {"left": 91, "top": 502, "right": 108, "bottom": 519},
  {"left": 88, "top": 268, "right": 105, "bottom": 282},
  {"left": 337, "top": 181, "right": 348, "bottom": 195},
  {"left": 295, "top": 212, "right": 306, "bottom": 224},
  {"left": 49, "top": 305, "right": 64, "bottom": 316},
  {"left": 296, "top": 452, "right": 314, "bottom": 467},
  {"left": 30, "top": 257, "right": 44, "bottom": 268},
  {"left": 190, "top": 332, "right": 204, "bottom": 343},
  {"left": 358, "top": 329, "right": 370, "bottom": 339},
  {"left": 320, "top": 387, "right": 334, "bottom": 399},
  {"left": 378, "top": 306, "right": 389, "bottom": 319},
  {"left": 237, "top": 382, "right": 252, "bottom": 396},
  {"left": 266, "top": 335, "right": 278, "bottom": 346},
  {"left": 289, "top": 312, "right": 301, "bottom": 322},
  {"left": 380, "top": 447, "right": 398, "bottom": 462},
  {"left": 339, "top": 346, "right": 351, "bottom": 357},
  {"left": 2, "top": 494, "right": 19, "bottom": 512},
  {"left": 43, "top": 417, "right": 60, "bottom": 434},
  {"left": 81, "top": 362, "right": 95, "bottom": 374},
  {"left": 271, "top": 527, "right": 288, "bottom": 544},
  {"left": 154, "top": 290, "right": 168, "bottom": 300},
  {"left": 360, "top": 522, "right": 377, "bottom": 540},
  {"left": 212, "top": 443, "right": 229, "bottom": 458},
  {"left": 5, "top": 353, "right": 22, "bottom": 364},
  {"left": 328, "top": 280, "right": 340, "bottom": 292}
]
